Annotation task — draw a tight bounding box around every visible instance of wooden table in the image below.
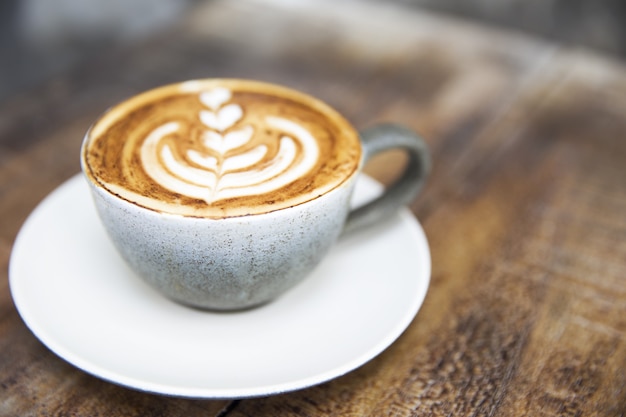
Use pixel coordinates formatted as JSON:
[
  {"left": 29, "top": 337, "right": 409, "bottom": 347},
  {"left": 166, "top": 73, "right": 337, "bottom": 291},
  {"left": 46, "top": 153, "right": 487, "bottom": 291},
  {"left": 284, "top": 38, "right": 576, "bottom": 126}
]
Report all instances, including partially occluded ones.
[{"left": 2, "top": 0, "right": 625, "bottom": 415}]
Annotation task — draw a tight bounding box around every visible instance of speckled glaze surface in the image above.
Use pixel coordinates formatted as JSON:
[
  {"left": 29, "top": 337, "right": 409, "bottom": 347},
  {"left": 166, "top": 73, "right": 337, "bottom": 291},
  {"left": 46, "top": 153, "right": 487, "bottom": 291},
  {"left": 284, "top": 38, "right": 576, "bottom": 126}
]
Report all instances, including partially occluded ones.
[
  {"left": 82, "top": 123, "right": 429, "bottom": 310},
  {"left": 86, "top": 173, "right": 357, "bottom": 310}
]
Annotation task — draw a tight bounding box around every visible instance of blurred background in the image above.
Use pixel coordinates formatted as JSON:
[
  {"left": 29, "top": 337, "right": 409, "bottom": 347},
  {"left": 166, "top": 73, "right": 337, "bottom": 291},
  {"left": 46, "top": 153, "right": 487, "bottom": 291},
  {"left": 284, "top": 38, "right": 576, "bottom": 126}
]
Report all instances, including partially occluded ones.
[{"left": 1, "top": 0, "right": 625, "bottom": 102}]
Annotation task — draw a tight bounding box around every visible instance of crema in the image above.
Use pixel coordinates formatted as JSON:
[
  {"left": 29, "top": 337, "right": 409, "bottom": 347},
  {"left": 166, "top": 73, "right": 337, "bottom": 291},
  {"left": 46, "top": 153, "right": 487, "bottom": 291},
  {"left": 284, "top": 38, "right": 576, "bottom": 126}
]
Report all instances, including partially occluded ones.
[{"left": 82, "top": 79, "right": 361, "bottom": 218}]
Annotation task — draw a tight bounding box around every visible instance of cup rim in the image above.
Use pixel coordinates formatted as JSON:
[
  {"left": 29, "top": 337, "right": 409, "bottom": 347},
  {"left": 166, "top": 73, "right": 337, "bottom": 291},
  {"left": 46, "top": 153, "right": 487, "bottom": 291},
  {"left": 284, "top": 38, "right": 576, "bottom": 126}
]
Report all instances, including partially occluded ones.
[{"left": 80, "top": 78, "right": 363, "bottom": 219}]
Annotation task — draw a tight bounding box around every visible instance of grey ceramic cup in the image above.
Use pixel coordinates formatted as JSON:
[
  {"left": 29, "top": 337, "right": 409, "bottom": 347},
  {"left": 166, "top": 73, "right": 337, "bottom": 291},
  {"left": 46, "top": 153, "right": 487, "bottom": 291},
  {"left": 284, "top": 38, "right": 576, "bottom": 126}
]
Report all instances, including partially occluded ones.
[{"left": 81, "top": 85, "right": 430, "bottom": 311}]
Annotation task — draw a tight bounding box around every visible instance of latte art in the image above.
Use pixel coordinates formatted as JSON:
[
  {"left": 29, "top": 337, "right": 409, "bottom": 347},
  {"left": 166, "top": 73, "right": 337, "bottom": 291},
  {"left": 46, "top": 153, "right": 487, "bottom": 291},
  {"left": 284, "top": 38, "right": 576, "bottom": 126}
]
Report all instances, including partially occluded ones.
[
  {"left": 82, "top": 80, "right": 361, "bottom": 218},
  {"left": 141, "top": 87, "right": 320, "bottom": 204}
]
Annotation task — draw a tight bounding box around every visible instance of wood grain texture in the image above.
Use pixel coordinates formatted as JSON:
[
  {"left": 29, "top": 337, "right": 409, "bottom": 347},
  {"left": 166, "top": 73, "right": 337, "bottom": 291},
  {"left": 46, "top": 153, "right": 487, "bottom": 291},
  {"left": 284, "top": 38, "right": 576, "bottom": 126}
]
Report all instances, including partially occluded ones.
[{"left": 1, "top": 0, "right": 625, "bottom": 415}]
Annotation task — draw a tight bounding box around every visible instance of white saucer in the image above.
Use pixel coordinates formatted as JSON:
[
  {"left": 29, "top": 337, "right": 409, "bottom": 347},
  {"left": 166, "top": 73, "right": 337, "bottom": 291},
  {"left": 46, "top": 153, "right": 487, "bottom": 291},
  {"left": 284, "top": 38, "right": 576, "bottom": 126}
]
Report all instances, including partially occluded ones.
[{"left": 10, "top": 174, "right": 430, "bottom": 399}]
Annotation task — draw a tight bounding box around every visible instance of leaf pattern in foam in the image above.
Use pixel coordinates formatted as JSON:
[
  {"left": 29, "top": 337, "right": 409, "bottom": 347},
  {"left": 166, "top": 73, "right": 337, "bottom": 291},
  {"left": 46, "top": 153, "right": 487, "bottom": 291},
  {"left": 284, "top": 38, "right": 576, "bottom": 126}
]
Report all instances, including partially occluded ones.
[{"left": 140, "top": 87, "right": 319, "bottom": 204}]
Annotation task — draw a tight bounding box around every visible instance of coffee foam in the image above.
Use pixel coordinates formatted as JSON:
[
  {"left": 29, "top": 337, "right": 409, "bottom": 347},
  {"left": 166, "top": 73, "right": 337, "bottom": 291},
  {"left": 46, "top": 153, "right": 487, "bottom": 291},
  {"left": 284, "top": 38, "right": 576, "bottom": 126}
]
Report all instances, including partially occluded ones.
[{"left": 82, "top": 80, "right": 361, "bottom": 218}]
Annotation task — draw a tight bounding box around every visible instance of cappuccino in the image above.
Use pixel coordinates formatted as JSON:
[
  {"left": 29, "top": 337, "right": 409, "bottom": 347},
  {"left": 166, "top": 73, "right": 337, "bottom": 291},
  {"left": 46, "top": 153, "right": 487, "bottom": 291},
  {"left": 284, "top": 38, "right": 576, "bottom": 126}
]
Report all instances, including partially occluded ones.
[{"left": 82, "top": 79, "right": 361, "bottom": 218}]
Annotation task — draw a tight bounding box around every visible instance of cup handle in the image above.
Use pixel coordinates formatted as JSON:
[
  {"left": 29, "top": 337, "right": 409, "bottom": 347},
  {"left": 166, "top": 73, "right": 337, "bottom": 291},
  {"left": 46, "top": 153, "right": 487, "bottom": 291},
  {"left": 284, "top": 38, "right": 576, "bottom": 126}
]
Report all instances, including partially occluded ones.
[{"left": 343, "top": 124, "right": 431, "bottom": 234}]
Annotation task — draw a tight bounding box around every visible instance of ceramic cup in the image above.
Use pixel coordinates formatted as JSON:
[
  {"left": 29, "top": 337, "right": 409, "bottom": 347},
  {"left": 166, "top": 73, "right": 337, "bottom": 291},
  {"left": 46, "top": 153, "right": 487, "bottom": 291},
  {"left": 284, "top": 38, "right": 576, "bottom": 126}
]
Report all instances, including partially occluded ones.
[{"left": 80, "top": 79, "right": 430, "bottom": 310}]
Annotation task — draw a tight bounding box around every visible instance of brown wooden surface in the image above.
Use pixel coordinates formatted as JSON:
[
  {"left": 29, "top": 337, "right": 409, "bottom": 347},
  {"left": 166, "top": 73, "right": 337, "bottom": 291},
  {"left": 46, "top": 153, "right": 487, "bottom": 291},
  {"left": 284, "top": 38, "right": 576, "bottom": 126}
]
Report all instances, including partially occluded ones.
[{"left": 2, "top": 0, "right": 626, "bottom": 415}]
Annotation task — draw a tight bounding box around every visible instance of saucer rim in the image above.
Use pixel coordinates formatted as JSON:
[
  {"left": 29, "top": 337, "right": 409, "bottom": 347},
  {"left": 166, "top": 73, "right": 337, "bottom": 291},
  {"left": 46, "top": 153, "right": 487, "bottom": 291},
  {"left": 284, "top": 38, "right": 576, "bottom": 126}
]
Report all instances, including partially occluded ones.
[{"left": 9, "top": 174, "right": 431, "bottom": 399}]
